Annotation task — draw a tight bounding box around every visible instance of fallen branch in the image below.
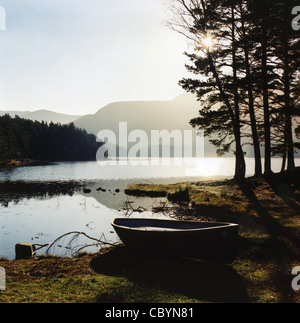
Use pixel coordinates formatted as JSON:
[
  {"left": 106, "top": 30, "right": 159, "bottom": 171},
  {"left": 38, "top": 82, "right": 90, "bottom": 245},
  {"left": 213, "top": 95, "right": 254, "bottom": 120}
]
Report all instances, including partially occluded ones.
[{"left": 33, "top": 231, "right": 121, "bottom": 258}]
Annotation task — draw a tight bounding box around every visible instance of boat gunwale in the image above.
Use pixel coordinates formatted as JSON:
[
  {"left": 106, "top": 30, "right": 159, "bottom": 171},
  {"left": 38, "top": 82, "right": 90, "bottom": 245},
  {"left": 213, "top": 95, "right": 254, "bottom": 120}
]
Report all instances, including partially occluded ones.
[{"left": 111, "top": 218, "right": 239, "bottom": 233}]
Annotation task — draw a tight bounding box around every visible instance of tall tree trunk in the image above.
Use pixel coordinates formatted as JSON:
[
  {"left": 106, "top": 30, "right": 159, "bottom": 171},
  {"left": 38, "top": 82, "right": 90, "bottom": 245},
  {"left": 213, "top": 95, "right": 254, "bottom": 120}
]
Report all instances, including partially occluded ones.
[
  {"left": 207, "top": 49, "right": 245, "bottom": 181},
  {"left": 261, "top": 25, "right": 272, "bottom": 175},
  {"left": 285, "top": 115, "right": 295, "bottom": 169},
  {"left": 246, "top": 56, "right": 262, "bottom": 177},
  {"left": 231, "top": 6, "right": 246, "bottom": 181},
  {"left": 240, "top": 4, "right": 262, "bottom": 177},
  {"left": 280, "top": 138, "right": 287, "bottom": 173},
  {"left": 283, "top": 36, "right": 295, "bottom": 170}
]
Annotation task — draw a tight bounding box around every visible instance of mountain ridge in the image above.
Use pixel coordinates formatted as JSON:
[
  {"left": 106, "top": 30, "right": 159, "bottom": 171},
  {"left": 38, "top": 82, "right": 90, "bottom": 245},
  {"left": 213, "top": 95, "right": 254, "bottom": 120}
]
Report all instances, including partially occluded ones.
[
  {"left": 1, "top": 93, "right": 299, "bottom": 158},
  {"left": 0, "top": 109, "right": 82, "bottom": 125}
]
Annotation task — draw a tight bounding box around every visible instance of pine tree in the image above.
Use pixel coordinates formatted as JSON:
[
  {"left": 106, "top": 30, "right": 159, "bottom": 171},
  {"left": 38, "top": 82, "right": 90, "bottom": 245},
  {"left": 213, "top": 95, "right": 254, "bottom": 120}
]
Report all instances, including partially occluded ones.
[
  {"left": 170, "top": 0, "right": 247, "bottom": 180},
  {"left": 168, "top": 0, "right": 299, "bottom": 179}
]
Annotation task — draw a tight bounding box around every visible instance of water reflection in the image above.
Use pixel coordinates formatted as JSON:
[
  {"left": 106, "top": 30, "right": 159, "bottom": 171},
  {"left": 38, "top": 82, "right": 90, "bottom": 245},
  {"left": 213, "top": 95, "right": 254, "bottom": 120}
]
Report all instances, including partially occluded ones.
[
  {"left": 0, "top": 181, "right": 84, "bottom": 207},
  {"left": 0, "top": 179, "right": 170, "bottom": 260}
]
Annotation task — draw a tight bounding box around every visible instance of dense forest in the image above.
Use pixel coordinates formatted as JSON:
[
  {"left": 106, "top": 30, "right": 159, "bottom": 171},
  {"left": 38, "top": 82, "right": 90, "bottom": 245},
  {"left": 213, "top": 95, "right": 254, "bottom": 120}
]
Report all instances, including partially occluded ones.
[{"left": 0, "top": 114, "right": 101, "bottom": 163}]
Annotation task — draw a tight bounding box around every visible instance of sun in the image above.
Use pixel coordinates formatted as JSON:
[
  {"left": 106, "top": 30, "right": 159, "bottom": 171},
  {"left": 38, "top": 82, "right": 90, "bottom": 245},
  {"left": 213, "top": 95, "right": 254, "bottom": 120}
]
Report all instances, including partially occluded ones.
[{"left": 202, "top": 35, "right": 214, "bottom": 50}]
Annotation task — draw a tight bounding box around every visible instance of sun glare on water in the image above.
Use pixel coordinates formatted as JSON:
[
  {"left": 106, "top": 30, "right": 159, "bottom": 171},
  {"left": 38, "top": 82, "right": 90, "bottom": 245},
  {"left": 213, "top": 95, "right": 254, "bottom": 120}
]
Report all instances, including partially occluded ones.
[{"left": 185, "top": 158, "right": 227, "bottom": 177}]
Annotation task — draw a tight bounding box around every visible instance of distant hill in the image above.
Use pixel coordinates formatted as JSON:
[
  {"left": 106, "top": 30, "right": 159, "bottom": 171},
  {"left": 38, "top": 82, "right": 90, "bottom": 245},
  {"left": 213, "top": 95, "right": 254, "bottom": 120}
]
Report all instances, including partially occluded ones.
[
  {"left": 2, "top": 94, "right": 299, "bottom": 159},
  {"left": 75, "top": 94, "right": 199, "bottom": 134},
  {"left": 0, "top": 111, "right": 30, "bottom": 118},
  {"left": 0, "top": 110, "right": 81, "bottom": 125},
  {"left": 74, "top": 93, "right": 218, "bottom": 157},
  {"left": 74, "top": 94, "right": 300, "bottom": 158}
]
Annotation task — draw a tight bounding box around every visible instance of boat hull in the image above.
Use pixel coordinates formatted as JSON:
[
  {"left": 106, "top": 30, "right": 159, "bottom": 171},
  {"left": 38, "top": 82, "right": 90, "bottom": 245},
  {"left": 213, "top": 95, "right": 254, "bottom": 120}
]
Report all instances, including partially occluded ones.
[{"left": 112, "top": 218, "right": 239, "bottom": 260}]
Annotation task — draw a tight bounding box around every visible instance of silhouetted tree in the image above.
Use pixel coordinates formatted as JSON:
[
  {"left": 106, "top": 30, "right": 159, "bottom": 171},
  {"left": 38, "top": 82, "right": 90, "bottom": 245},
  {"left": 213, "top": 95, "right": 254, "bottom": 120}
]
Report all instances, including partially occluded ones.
[{"left": 168, "top": 0, "right": 300, "bottom": 178}]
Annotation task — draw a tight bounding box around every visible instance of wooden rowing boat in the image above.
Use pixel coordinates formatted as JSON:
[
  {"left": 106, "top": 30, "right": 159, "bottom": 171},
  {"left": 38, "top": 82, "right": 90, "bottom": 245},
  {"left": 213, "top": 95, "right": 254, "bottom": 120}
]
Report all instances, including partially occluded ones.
[{"left": 112, "top": 218, "right": 239, "bottom": 260}]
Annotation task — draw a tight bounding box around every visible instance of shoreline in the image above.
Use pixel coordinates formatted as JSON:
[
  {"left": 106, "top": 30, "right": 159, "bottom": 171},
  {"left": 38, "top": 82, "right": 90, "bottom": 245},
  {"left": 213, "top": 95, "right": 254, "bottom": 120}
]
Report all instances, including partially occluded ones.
[{"left": 0, "top": 159, "right": 55, "bottom": 168}]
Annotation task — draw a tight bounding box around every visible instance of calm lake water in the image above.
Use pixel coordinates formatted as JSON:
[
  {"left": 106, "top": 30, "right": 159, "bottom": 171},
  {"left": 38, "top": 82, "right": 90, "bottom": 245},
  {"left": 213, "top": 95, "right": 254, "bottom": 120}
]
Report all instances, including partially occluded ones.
[{"left": 0, "top": 158, "right": 299, "bottom": 260}]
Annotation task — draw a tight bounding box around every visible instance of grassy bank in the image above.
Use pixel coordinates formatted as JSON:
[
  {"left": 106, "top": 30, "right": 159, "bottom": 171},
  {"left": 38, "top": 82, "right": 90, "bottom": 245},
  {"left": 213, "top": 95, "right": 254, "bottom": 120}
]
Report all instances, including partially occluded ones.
[
  {"left": 1, "top": 169, "right": 300, "bottom": 303},
  {"left": 0, "top": 250, "right": 203, "bottom": 303}
]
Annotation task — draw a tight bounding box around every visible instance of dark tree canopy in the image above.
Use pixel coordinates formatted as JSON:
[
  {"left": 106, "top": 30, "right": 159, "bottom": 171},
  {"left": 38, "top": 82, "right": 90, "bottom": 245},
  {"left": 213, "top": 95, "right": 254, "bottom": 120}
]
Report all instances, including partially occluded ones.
[
  {"left": 0, "top": 115, "right": 101, "bottom": 163},
  {"left": 168, "top": 0, "right": 300, "bottom": 179}
]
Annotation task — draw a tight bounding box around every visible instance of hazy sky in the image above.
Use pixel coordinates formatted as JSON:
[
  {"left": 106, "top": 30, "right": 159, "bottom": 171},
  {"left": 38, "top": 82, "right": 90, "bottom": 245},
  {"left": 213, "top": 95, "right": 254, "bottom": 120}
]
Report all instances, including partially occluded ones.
[{"left": 0, "top": 0, "right": 191, "bottom": 115}]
